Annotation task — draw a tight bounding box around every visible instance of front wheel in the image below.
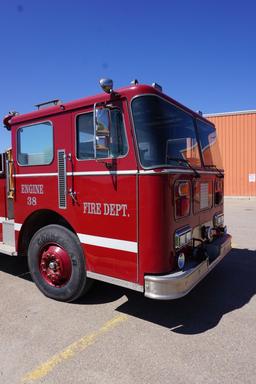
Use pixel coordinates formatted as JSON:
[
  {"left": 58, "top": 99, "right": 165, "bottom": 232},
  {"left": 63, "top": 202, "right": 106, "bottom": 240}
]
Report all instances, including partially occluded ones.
[{"left": 28, "top": 225, "right": 91, "bottom": 302}]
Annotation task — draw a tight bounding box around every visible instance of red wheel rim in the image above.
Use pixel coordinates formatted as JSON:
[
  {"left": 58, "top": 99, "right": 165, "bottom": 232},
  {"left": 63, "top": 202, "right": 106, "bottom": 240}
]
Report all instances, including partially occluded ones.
[{"left": 39, "top": 244, "right": 72, "bottom": 287}]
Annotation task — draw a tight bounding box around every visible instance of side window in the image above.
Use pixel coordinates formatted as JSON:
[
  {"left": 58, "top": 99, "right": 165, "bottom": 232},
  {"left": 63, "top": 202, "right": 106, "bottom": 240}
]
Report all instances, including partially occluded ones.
[
  {"left": 76, "top": 109, "right": 128, "bottom": 159},
  {"left": 109, "top": 109, "right": 128, "bottom": 157},
  {"left": 17, "top": 122, "right": 53, "bottom": 166},
  {"left": 76, "top": 113, "right": 94, "bottom": 159}
]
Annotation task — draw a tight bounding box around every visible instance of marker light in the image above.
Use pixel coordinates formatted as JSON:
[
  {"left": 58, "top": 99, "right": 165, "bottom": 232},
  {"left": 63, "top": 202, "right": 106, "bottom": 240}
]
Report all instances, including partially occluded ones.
[
  {"left": 99, "top": 78, "right": 114, "bottom": 94},
  {"left": 152, "top": 82, "right": 162, "bottom": 92},
  {"left": 178, "top": 182, "right": 190, "bottom": 196},
  {"left": 175, "top": 181, "right": 191, "bottom": 218}
]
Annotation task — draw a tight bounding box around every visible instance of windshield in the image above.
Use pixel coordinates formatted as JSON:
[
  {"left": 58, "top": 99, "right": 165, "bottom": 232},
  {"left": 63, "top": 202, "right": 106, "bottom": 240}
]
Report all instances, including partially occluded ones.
[
  {"left": 196, "top": 119, "right": 223, "bottom": 169},
  {"left": 132, "top": 95, "right": 201, "bottom": 169}
]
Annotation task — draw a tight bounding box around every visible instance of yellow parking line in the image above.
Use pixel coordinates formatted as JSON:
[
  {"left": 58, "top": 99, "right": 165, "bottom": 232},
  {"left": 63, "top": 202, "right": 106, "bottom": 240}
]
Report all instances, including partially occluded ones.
[{"left": 22, "top": 314, "right": 128, "bottom": 383}]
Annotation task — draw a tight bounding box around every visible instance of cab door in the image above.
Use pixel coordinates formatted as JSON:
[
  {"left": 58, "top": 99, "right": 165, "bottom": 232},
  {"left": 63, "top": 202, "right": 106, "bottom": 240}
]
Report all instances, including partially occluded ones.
[{"left": 70, "top": 98, "right": 138, "bottom": 282}]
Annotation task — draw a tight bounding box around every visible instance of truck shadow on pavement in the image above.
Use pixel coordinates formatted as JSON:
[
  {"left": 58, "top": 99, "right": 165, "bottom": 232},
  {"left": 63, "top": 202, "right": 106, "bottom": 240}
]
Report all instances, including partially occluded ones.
[
  {"left": 115, "top": 248, "right": 256, "bottom": 334},
  {"left": 0, "top": 248, "right": 255, "bottom": 334},
  {"left": 0, "top": 255, "right": 31, "bottom": 281},
  {"left": 80, "top": 247, "right": 256, "bottom": 334}
]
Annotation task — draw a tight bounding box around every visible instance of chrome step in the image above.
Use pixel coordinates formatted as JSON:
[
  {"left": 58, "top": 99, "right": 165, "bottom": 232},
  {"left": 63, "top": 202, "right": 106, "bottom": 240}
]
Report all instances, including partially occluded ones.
[
  {"left": 2, "top": 219, "right": 15, "bottom": 247},
  {"left": 0, "top": 242, "right": 17, "bottom": 256}
]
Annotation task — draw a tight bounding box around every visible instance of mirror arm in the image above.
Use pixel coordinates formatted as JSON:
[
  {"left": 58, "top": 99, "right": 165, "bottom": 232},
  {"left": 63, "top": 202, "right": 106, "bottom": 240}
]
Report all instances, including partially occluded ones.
[
  {"left": 96, "top": 158, "right": 113, "bottom": 169},
  {"left": 93, "top": 102, "right": 100, "bottom": 158},
  {"left": 94, "top": 103, "right": 112, "bottom": 161}
]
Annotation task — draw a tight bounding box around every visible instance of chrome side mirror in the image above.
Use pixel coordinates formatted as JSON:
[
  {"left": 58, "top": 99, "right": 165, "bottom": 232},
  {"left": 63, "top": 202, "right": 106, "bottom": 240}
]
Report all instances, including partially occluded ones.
[{"left": 94, "top": 107, "right": 111, "bottom": 157}]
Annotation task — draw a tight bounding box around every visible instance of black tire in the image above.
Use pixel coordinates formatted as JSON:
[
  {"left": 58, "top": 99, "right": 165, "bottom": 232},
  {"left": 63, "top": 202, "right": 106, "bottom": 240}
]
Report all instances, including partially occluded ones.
[{"left": 28, "top": 224, "right": 92, "bottom": 302}]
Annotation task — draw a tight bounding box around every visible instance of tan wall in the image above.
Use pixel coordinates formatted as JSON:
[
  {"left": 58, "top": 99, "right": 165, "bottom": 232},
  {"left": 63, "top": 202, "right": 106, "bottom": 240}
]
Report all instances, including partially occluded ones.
[{"left": 207, "top": 113, "right": 256, "bottom": 197}]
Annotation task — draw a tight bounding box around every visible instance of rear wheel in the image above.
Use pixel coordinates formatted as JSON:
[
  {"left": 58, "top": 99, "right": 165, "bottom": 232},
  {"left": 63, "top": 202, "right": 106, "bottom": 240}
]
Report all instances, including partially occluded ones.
[{"left": 28, "top": 225, "right": 92, "bottom": 302}]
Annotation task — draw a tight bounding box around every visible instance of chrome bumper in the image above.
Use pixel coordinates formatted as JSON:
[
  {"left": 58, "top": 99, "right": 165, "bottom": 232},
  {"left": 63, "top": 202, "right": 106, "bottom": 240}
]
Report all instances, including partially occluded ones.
[{"left": 144, "top": 234, "right": 232, "bottom": 300}]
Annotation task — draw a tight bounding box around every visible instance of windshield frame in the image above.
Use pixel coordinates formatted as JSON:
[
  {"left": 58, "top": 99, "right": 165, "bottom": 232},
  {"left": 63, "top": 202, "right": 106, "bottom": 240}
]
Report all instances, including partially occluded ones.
[
  {"left": 196, "top": 117, "right": 224, "bottom": 171},
  {"left": 130, "top": 93, "right": 202, "bottom": 170}
]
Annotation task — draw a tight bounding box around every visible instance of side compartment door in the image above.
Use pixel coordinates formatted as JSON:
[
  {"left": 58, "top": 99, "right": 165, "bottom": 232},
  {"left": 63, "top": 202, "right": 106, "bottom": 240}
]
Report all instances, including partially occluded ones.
[
  {"left": 70, "top": 98, "right": 138, "bottom": 282},
  {"left": 5, "top": 149, "right": 14, "bottom": 219}
]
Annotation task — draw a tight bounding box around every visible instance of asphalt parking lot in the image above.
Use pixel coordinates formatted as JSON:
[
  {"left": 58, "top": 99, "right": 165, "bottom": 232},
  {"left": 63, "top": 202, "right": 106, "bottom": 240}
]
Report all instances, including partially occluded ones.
[{"left": 0, "top": 199, "right": 255, "bottom": 384}]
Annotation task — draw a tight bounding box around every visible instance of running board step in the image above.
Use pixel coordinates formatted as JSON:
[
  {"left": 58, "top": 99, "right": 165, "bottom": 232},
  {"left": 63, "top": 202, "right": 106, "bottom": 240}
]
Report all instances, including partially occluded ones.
[
  {"left": 2, "top": 219, "right": 15, "bottom": 247},
  {"left": 0, "top": 242, "right": 17, "bottom": 256}
]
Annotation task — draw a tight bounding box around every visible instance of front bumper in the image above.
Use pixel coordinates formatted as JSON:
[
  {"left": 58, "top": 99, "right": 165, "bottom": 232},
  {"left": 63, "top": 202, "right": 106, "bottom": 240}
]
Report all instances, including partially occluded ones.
[{"left": 144, "top": 234, "right": 232, "bottom": 300}]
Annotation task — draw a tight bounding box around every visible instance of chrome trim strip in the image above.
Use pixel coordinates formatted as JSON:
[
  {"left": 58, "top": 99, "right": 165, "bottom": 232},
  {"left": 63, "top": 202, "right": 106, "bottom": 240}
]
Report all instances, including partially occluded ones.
[
  {"left": 86, "top": 271, "right": 143, "bottom": 292},
  {"left": 139, "top": 169, "right": 194, "bottom": 175},
  {"left": 139, "top": 169, "right": 221, "bottom": 175},
  {"left": 15, "top": 173, "right": 58, "bottom": 177},
  {"left": 15, "top": 171, "right": 137, "bottom": 177},
  {"left": 67, "top": 170, "right": 138, "bottom": 176},
  {"left": 78, "top": 233, "right": 138, "bottom": 253},
  {"left": 14, "top": 169, "right": 221, "bottom": 177}
]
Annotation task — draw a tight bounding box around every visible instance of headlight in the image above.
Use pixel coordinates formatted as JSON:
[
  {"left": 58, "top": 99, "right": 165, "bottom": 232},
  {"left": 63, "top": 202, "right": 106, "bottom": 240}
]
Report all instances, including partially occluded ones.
[
  {"left": 175, "top": 226, "right": 192, "bottom": 249},
  {"left": 177, "top": 252, "right": 186, "bottom": 270}
]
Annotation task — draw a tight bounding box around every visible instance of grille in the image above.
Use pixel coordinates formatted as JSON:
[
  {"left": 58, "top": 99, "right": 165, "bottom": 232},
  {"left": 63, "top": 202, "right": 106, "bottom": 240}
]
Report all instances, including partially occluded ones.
[
  {"left": 200, "top": 183, "right": 209, "bottom": 210},
  {"left": 58, "top": 150, "right": 67, "bottom": 209}
]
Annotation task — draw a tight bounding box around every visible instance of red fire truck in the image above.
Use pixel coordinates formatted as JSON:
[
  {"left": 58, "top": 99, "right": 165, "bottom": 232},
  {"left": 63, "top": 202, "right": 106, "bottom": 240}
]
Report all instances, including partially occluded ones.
[{"left": 1, "top": 79, "right": 231, "bottom": 302}]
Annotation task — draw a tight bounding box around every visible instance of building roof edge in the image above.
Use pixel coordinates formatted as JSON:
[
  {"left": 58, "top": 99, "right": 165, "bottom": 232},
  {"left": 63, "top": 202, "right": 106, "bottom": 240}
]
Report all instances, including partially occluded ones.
[{"left": 204, "top": 109, "right": 256, "bottom": 117}]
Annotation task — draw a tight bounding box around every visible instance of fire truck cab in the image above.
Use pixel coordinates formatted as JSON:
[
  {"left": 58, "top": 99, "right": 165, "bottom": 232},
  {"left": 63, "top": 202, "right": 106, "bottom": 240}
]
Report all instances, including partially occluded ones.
[{"left": 1, "top": 79, "right": 231, "bottom": 302}]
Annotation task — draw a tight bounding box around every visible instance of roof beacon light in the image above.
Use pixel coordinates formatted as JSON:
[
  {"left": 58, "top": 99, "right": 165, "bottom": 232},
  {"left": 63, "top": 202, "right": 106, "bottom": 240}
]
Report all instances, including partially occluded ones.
[
  {"left": 131, "top": 79, "right": 139, "bottom": 85},
  {"left": 99, "top": 78, "right": 114, "bottom": 94},
  {"left": 152, "top": 82, "right": 162, "bottom": 92}
]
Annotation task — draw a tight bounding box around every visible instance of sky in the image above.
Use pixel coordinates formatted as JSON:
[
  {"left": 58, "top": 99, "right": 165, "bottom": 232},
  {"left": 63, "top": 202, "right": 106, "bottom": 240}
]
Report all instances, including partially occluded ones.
[{"left": 0, "top": 0, "right": 256, "bottom": 151}]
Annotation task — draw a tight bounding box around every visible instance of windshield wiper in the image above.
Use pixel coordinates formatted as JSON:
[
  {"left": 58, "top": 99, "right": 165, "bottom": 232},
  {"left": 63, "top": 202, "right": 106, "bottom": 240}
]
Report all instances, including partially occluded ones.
[
  {"left": 205, "top": 164, "right": 224, "bottom": 178},
  {"left": 167, "top": 157, "right": 200, "bottom": 178}
]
